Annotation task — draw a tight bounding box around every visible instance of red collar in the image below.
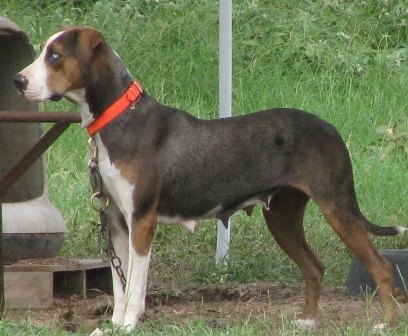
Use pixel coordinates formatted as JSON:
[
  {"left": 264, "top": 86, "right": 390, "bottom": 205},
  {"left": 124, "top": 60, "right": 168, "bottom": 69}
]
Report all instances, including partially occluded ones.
[{"left": 87, "top": 81, "right": 143, "bottom": 136}]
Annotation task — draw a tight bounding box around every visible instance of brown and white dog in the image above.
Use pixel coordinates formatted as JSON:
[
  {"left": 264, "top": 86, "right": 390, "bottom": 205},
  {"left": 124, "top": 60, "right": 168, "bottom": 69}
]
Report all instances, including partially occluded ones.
[{"left": 14, "top": 27, "right": 406, "bottom": 334}]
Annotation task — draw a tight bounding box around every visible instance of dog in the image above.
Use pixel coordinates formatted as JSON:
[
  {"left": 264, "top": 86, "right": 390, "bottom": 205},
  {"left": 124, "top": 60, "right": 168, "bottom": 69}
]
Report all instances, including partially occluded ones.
[{"left": 14, "top": 26, "right": 406, "bottom": 334}]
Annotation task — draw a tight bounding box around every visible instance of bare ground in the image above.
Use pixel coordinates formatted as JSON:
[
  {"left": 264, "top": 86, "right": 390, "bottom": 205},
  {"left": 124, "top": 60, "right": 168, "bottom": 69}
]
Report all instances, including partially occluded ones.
[{"left": 6, "top": 282, "right": 408, "bottom": 334}]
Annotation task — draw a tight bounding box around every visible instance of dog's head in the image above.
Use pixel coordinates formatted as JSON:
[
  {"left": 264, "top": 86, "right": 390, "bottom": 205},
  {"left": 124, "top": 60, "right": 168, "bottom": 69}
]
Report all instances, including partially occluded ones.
[{"left": 14, "top": 26, "right": 105, "bottom": 102}]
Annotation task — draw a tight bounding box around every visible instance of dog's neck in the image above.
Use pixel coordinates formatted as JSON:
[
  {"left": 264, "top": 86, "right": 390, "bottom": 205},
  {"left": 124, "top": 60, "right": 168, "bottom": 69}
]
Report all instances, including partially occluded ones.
[{"left": 65, "top": 46, "right": 134, "bottom": 128}]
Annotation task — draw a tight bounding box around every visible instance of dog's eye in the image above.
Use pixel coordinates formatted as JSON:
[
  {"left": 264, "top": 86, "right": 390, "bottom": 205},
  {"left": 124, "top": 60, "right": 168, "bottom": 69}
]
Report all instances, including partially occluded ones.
[{"left": 48, "top": 51, "right": 61, "bottom": 62}]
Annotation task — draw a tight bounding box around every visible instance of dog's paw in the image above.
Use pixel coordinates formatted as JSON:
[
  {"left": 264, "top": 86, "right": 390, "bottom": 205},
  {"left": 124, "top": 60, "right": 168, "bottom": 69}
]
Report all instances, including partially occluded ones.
[
  {"left": 397, "top": 226, "right": 407, "bottom": 235},
  {"left": 89, "top": 328, "right": 104, "bottom": 336},
  {"left": 294, "top": 318, "right": 316, "bottom": 331},
  {"left": 373, "top": 323, "right": 388, "bottom": 334}
]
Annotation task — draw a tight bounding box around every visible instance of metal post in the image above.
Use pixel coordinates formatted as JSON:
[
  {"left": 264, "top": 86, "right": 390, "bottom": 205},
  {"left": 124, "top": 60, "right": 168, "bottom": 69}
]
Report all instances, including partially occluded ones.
[
  {"left": 0, "top": 194, "right": 4, "bottom": 313},
  {"left": 216, "top": 0, "right": 232, "bottom": 266}
]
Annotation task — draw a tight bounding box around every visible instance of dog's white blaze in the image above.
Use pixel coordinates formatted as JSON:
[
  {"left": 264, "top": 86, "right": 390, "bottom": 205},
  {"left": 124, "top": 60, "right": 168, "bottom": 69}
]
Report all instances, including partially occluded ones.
[{"left": 19, "top": 31, "right": 64, "bottom": 102}]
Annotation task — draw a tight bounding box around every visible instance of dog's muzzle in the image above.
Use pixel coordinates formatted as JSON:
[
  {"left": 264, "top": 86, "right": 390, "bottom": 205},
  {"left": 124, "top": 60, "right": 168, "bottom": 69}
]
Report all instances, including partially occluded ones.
[{"left": 13, "top": 73, "right": 28, "bottom": 95}]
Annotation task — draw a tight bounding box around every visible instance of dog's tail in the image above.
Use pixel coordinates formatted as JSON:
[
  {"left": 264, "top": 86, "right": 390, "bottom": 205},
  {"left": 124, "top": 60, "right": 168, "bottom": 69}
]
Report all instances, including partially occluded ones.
[{"left": 363, "top": 219, "right": 407, "bottom": 236}]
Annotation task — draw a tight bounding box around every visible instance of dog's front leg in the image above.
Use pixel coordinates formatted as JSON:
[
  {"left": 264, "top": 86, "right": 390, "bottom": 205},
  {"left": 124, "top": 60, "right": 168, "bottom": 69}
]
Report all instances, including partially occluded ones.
[
  {"left": 104, "top": 202, "right": 129, "bottom": 326},
  {"left": 90, "top": 201, "right": 129, "bottom": 336},
  {"left": 121, "top": 207, "right": 157, "bottom": 331}
]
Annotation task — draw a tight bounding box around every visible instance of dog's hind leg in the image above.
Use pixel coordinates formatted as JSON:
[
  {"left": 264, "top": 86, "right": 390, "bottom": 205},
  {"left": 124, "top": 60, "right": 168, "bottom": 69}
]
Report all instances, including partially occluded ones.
[
  {"left": 319, "top": 202, "right": 396, "bottom": 325},
  {"left": 262, "top": 188, "right": 324, "bottom": 329}
]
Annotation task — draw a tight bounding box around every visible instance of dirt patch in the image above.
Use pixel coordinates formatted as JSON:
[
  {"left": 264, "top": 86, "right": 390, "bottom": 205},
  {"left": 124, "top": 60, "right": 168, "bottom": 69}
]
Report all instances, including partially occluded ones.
[{"left": 7, "top": 282, "right": 408, "bottom": 333}]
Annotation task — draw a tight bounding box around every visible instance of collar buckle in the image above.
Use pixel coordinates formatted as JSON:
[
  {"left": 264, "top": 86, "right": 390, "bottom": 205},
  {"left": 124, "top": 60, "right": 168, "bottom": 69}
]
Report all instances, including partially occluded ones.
[{"left": 126, "top": 86, "right": 139, "bottom": 101}]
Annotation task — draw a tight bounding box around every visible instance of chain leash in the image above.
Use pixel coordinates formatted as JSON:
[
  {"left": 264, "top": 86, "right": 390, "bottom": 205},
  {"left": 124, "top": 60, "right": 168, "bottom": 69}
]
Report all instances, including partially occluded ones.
[{"left": 88, "top": 137, "right": 127, "bottom": 293}]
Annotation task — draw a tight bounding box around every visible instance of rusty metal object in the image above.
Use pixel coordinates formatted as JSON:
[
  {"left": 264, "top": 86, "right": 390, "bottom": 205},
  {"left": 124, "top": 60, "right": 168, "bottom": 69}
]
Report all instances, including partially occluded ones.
[
  {"left": 0, "top": 111, "right": 81, "bottom": 123},
  {"left": 0, "top": 122, "right": 73, "bottom": 198},
  {"left": 0, "top": 111, "right": 81, "bottom": 197}
]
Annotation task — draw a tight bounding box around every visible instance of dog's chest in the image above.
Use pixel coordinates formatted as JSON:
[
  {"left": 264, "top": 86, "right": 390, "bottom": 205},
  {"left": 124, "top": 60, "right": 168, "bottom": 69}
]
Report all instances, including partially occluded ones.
[{"left": 94, "top": 135, "right": 135, "bottom": 219}]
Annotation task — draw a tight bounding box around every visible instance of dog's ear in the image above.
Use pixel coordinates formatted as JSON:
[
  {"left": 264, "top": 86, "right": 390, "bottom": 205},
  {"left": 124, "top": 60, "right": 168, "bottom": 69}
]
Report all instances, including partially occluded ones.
[{"left": 76, "top": 28, "right": 105, "bottom": 70}]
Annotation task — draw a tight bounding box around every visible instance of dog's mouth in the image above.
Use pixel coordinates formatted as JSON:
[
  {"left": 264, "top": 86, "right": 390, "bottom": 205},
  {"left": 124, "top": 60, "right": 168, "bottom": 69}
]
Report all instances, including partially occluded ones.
[
  {"left": 49, "top": 94, "right": 63, "bottom": 101},
  {"left": 14, "top": 73, "right": 64, "bottom": 102}
]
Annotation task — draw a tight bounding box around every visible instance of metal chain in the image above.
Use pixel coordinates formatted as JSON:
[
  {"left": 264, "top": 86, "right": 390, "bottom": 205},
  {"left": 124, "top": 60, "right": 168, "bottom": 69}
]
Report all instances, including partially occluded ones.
[{"left": 88, "top": 137, "right": 127, "bottom": 293}]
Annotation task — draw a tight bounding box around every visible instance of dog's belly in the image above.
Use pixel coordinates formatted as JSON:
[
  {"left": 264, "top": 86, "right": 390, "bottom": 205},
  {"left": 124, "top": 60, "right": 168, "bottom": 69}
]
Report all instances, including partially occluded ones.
[
  {"left": 158, "top": 205, "right": 222, "bottom": 223},
  {"left": 158, "top": 193, "right": 272, "bottom": 229}
]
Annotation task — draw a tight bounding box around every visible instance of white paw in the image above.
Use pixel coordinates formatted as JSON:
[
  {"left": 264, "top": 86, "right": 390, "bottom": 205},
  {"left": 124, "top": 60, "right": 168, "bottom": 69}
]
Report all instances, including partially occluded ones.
[
  {"left": 294, "top": 318, "right": 316, "bottom": 330},
  {"left": 397, "top": 226, "right": 407, "bottom": 235},
  {"left": 373, "top": 323, "right": 388, "bottom": 334},
  {"left": 91, "top": 323, "right": 135, "bottom": 335},
  {"left": 90, "top": 328, "right": 104, "bottom": 336}
]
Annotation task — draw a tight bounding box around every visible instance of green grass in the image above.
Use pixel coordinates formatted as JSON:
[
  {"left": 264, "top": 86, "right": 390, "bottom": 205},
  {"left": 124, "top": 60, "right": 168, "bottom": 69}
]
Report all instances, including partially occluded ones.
[
  {"left": 1, "top": 0, "right": 408, "bottom": 334},
  {"left": 1, "top": 314, "right": 408, "bottom": 336}
]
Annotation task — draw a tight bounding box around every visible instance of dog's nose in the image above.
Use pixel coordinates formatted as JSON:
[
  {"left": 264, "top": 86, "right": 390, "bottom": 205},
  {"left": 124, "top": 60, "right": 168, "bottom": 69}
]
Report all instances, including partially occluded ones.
[{"left": 13, "top": 73, "right": 29, "bottom": 94}]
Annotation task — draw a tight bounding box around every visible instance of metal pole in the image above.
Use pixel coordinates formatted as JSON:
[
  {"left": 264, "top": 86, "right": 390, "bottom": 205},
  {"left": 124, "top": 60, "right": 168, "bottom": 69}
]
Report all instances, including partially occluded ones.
[
  {"left": 0, "top": 186, "right": 4, "bottom": 313},
  {"left": 0, "top": 111, "right": 80, "bottom": 123},
  {"left": 216, "top": 0, "right": 232, "bottom": 266},
  {"left": 0, "top": 128, "right": 3, "bottom": 313}
]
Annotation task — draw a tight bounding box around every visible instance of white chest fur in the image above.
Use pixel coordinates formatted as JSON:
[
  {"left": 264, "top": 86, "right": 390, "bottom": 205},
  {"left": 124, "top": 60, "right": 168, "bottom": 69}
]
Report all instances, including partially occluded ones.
[{"left": 95, "top": 135, "right": 135, "bottom": 223}]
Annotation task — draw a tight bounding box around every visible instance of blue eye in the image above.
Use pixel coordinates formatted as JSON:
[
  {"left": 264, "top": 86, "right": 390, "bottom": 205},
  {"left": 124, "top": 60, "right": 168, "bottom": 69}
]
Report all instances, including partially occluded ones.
[{"left": 48, "top": 51, "right": 61, "bottom": 62}]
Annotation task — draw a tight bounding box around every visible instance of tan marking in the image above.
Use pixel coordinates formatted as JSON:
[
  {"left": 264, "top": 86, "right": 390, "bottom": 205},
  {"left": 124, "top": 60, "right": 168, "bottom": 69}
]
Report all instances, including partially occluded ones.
[
  {"left": 114, "top": 159, "right": 140, "bottom": 184},
  {"left": 46, "top": 56, "right": 85, "bottom": 95},
  {"left": 321, "top": 206, "right": 396, "bottom": 324},
  {"left": 262, "top": 189, "right": 323, "bottom": 320},
  {"left": 115, "top": 158, "right": 158, "bottom": 194},
  {"left": 114, "top": 159, "right": 158, "bottom": 256},
  {"left": 131, "top": 207, "right": 157, "bottom": 256}
]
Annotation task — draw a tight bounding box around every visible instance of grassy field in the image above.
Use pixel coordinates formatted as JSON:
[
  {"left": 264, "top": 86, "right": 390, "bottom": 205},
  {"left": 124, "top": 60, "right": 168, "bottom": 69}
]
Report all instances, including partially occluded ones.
[{"left": 1, "top": 0, "right": 408, "bottom": 334}]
